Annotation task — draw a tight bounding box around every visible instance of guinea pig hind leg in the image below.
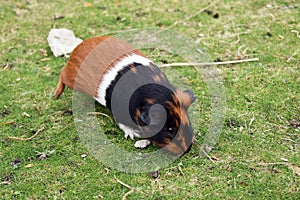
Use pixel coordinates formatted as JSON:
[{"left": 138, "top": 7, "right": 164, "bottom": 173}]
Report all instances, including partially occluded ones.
[
  {"left": 118, "top": 123, "right": 141, "bottom": 140},
  {"left": 54, "top": 78, "right": 65, "bottom": 99}
]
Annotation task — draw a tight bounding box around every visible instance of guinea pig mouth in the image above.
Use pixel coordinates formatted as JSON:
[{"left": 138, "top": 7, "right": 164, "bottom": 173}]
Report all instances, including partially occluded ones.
[
  {"left": 149, "top": 125, "right": 195, "bottom": 156},
  {"left": 182, "top": 143, "right": 193, "bottom": 156},
  {"left": 151, "top": 135, "right": 194, "bottom": 156}
]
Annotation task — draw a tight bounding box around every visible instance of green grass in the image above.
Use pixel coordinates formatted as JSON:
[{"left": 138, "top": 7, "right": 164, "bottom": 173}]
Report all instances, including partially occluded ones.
[{"left": 0, "top": 0, "right": 299, "bottom": 199}]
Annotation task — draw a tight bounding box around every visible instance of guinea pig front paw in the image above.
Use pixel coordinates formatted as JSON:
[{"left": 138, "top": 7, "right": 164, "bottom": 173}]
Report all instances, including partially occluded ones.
[
  {"left": 118, "top": 123, "right": 141, "bottom": 140},
  {"left": 134, "top": 139, "right": 151, "bottom": 149}
]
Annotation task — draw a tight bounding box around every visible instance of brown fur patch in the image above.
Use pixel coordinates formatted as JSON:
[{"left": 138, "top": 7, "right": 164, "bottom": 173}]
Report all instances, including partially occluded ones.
[
  {"left": 152, "top": 75, "right": 161, "bottom": 82},
  {"left": 131, "top": 67, "right": 138, "bottom": 74},
  {"left": 55, "top": 36, "right": 147, "bottom": 99},
  {"left": 164, "top": 142, "right": 182, "bottom": 155},
  {"left": 135, "top": 109, "right": 141, "bottom": 125},
  {"left": 179, "top": 111, "right": 189, "bottom": 126},
  {"left": 165, "top": 94, "right": 194, "bottom": 154},
  {"left": 149, "top": 62, "right": 156, "bottom": 70},
  {"left": 166, "top": 100, "right": 188, "bottom": 126},
  {"left": 159, "top": 72, "right": 166, "bottom": 79},
  {"left": 145, "top": 98, "right": 155, "bottom": 104},
  {"left": 175, "top": 130, "right": 188, "bottom": 152},
  {"left": 129, "top": 64, "right": 138, "bottom": 74},
  {"left": 152, "top": 138, "right": 170, "bottom": 148},
  {"left": 174, "top": 89, "right": 194, "bottom": 108},
  {"left": 58, "top": 36, "right": 111, "bottom": 93},
  {"left": 152, "top": 127, "right": 191, "bottom": 155}
]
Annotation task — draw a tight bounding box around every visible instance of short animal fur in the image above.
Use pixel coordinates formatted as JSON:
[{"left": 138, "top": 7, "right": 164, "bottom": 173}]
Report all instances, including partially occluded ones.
[{"left": 55, "top": 36, "right": 195, "bottom": 155}]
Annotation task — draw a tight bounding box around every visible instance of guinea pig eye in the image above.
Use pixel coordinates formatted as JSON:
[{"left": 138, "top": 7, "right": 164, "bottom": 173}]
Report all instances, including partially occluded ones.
[{"left": 166, "top": 128, "right": 173, "bottom": 137}]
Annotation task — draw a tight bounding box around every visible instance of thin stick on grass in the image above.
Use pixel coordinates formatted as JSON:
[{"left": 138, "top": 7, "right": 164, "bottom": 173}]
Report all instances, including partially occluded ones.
[
  {"left": 177, "top": 162, "right": 185, "bottom": 175},
  {"left": 152, "top": 0, "right": 221, "bottom": 36},
  {"left": 232, "top": 20, "right": 240, "bottom": 45},
  {"left": 287, "top": 50, "right": 298, "bottom": 62},
  {"left": 7, "top": 127, "right": 45, "bottom": 141},
  {"left": 86, "top": 112, "right": 113, "bottom": 123},
  {"left": 227, "top": 31, "right": 251, "bottom": 38},
  {"left": 201, "top": 149, "right": 216, "bottom": 164},
  {"left": 255, "top": 162, "right": 300, "bottom": 176},
  {"left": 160, "top": 57, "right": 259, "bottom": 68},
  {"left": 1, "top": 121, "right": 15, "bottom": 126},
  {"left": 256, "top": 162, "right": 289, "bottom": 166},
  {"left": 237, "top": 45, "right": 248, "bottom": 59},
  {"left": 280, "top": 137, "right": 297, "bottom": 143},
  {"left": 249, "top": 113, "right": 255, "bottom": 127},
  {"left": 115, "top": 176, "right": 135, "bottom": 200}
]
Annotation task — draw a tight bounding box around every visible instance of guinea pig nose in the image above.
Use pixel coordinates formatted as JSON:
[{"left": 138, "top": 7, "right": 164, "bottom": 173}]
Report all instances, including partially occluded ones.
[{"left": 183, "top": 143, "right": 193, "bottom": 155}]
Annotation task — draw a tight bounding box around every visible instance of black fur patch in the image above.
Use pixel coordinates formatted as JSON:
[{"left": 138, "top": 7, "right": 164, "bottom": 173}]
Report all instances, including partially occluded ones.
[{"left": 105, "top": 62, "right": 180, "bottom": 141}]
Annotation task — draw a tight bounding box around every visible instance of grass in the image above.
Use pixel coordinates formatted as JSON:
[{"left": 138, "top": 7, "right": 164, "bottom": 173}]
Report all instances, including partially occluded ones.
[{"left": 0, "top": 0, "right": 299, "bottom": 199}]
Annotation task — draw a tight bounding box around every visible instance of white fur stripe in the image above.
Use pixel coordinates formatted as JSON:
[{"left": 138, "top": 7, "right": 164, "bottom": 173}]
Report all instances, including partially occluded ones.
[{"left": 95, "top": 54, "right": 151, "bottom": 106}]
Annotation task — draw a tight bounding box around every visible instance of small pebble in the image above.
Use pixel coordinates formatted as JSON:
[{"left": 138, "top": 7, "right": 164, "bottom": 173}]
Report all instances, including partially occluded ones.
[
  {"left": 134, "top": 140, "right": 150, "bottom": 149},
  {"left": 149, "top": 171, "right": 160, "bottom": 179}
]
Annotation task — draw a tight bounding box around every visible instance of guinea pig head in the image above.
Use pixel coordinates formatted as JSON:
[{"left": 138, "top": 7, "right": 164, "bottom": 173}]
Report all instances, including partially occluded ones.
[{"left": 138, "top": 89, "right": 196, "bottom": 156}]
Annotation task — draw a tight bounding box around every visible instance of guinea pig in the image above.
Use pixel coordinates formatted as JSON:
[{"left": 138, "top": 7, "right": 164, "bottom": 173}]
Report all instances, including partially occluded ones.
[{"left": 54, "top": 36, "right": 195, "bottom": 155}]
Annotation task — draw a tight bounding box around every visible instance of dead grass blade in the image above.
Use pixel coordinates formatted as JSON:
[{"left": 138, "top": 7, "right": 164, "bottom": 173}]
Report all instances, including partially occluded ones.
[{"left": 7, "top": 127, "right": 45, "bottom": 141}]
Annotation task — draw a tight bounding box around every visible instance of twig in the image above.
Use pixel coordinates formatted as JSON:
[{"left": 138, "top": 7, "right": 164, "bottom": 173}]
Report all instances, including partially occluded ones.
[
  {"left": 7, "top": 127, "right": 45, "bottom": 141},
  {"left": 237, "top": 45, "right": 248, "bottom": 59},
  {"left": 115, "top": 176, "right": 135, "bottom": 200},
  {"left": 233, "top": 177, "right": 237, "bottom": 189},
  {"left": 256, "top": 162, "right": 288, "bottom": 166},
  {"left": 152, "top": 0, "right": 220, "bottom": 36},
  {"left": 291, "top": 30, "right": 300, "bottom": 38},
  {"left": 160, "top": 57, "right": 259, "bottom": 67},
  {"left": 201, "top": 149, "right": 216, "bottom": 164},
  {"left": 1, "top": 121, "right": 15, "bottom": 126},
  {"left": 280, "top": 137, "right": 298, "bottom": 143},
  {"left": 86, "top": 112, "right": 113, "bottom": 123},
  {"left": 287, "top": 50, "right": 298, "bottom": 62},
  {"left": 255, "top": 162, "right": 300, "bottom": 176},
  {"left": 177, "top": 0, "right": 220, "bottom": 25},
  {"left": 104, "top": 168, "right": 110, "bottom": 174},
  {"left": 232, "top": 20, "right": 240, "bottom": 44},
  {"left": 249, "top": 113, "right": 255, "bottom": 127},
  {"left": 226, "top": 31, "right": 250, "bottom": 38},
  {"left": 177, "top": 162, "right": 185, "bottom": 175}
]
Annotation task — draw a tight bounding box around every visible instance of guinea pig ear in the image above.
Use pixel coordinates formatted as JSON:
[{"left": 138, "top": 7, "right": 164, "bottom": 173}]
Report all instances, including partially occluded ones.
[{"left": 184, "top": 90, "right": 196, "bottom": 104}]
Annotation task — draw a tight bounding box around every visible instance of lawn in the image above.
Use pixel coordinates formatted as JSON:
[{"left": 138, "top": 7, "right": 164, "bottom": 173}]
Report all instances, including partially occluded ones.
[{"left": 0, "top": 0, "right": 299, "bottom": 199}]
